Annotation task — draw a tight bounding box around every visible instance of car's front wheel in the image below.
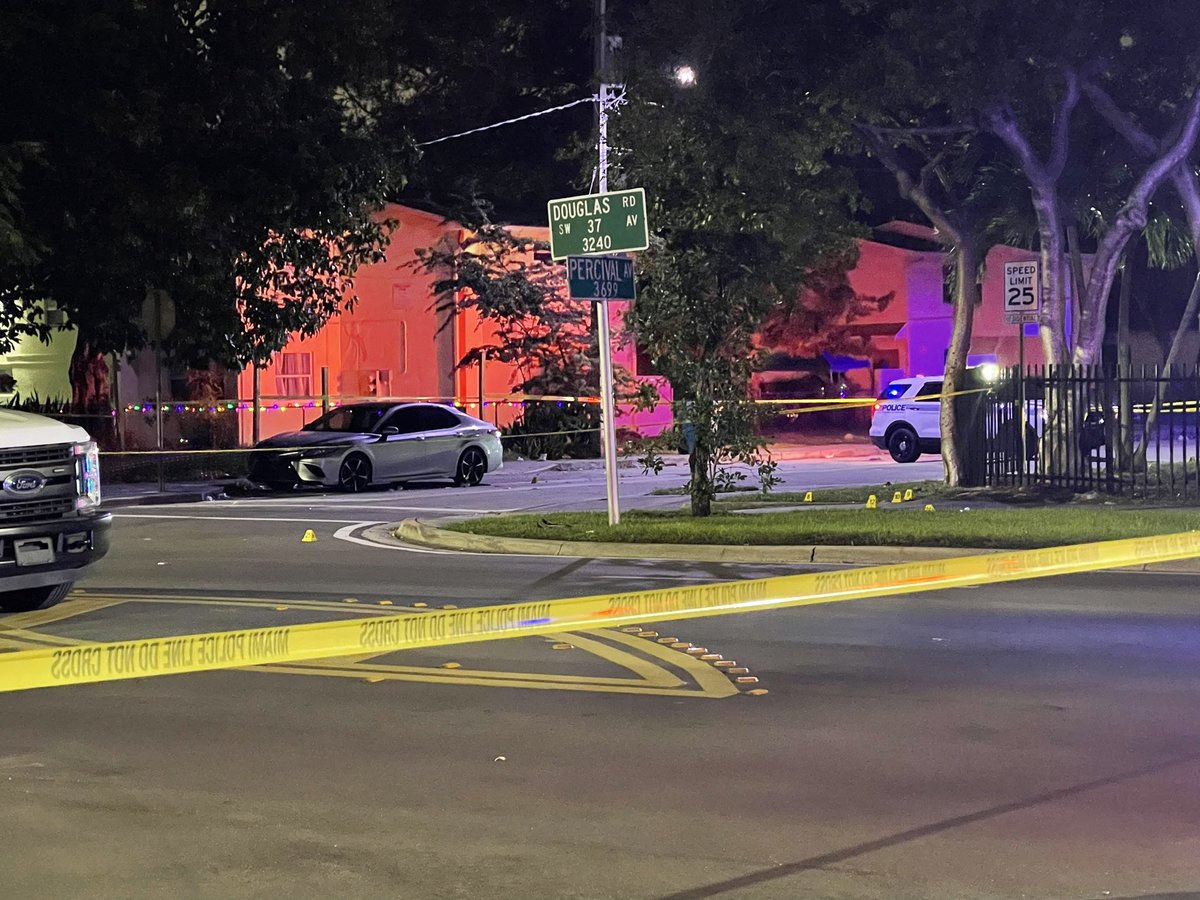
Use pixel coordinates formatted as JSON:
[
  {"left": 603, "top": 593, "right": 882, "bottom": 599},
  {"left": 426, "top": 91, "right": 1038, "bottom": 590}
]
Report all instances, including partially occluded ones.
[
  {"left": 0, "top": 582, "right": 71, "bottom": 613},
  {"left": 454, "top": 447, "right": 487, "bottom": 486},
  {"left": 337, "top": 454, "right": 373, "bottom": 492},
  {"left": 887, "top": 426, "right": 922, "bottom": 463}
]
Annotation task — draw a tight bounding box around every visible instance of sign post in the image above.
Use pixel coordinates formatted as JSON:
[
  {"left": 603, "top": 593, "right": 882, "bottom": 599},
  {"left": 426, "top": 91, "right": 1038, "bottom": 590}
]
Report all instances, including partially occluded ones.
[
  {"left": 1003, "top": 261, "right": 1042, "bottom": 465},
  {"left": 548, "top": 189, "right": 648, "bottom": 528},
  {"left": 141, "top": 289, "right": 176, "bottom": 492}
]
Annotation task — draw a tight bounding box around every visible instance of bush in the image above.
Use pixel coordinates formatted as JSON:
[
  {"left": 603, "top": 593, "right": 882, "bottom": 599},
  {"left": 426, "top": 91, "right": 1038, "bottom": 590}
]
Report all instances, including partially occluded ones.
[{"left": 502, "top": 401, "right": 600, "bottom": 460}]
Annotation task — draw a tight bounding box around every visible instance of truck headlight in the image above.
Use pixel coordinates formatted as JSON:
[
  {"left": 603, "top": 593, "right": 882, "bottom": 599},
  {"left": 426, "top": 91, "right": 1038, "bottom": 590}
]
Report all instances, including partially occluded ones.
[{"left": 75, "top": 440, "right": 101, "bottom": 509}]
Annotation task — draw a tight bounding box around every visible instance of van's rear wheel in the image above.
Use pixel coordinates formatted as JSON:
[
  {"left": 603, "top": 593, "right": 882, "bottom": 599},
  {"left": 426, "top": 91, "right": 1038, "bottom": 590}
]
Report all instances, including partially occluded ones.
[
  {"left": 0, "top": 582, "right": 71, "bottom": 613},
  {"left": 887, "top": 426, "right": 921, "bottom": 463}
]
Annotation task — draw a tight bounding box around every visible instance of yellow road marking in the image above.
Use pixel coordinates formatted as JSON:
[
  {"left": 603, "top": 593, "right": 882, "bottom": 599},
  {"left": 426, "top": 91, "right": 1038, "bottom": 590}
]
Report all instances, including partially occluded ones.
[
  {"left": 602, "top": 629, "right": 739, "bottom": 698},
  {"left": 253, "top": 664, "right": 726, "bottom": 697},
  {"left": 0, "top": 598, "right": 125, "bottom": 632}
]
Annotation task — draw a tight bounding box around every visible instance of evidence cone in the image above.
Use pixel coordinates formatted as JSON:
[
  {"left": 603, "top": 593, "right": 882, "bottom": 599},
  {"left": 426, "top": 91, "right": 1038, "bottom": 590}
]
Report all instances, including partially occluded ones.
[
  {"left": 891, "top": 491, "right": 903, "bottom": 504},
  {"left": 923, "top": 504, "right": 935, "bottom": 512},
  {"left": 903, "top": 488, "right": 914, "bottom": 501},
  {"left": 301, "top": 529, "right": 318, "bottom": 543},
  {"left": 865, "top": 494, "right": 877, "bottom": 509},
  {"left": 803, "top": 491, "right": 814, "bottom": 503}
]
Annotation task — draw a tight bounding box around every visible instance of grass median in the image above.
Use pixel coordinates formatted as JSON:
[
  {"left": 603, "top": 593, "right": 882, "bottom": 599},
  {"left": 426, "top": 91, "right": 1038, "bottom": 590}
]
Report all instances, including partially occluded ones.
[{"left": 445, "top": 507, "right": 1200, "bottom": 550}]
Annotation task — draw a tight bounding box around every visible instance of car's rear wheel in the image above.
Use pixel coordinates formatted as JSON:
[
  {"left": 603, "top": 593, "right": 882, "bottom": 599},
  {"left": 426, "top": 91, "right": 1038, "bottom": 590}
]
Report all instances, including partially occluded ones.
[
  {"left": 337, "top": 454, "right": 372, "bottom": 492},
  {"left": 887, "top": 425, "right": 921, "bottom": 463},
  {"left": 454, "top": 447, "right": 487, "bottom": 486},
  {"left": 0, "top": 582, "right": 71, "bottom": 613}
]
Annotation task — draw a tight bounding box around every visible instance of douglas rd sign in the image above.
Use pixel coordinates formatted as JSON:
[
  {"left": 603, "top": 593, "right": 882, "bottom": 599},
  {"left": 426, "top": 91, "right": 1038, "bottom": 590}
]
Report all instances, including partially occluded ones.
[{"left": 547, "top": 188, "right": 649, "bottom": 259}]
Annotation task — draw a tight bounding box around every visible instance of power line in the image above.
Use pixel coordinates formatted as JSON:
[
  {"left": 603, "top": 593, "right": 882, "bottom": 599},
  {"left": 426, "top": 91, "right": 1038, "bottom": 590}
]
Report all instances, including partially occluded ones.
[{"left": 416, "top": 96, "right": 597, "bottom": 147}]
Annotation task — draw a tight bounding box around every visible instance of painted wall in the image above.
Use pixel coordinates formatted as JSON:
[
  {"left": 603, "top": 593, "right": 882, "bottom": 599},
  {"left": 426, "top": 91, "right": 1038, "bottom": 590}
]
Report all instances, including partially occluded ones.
[{"left": 0, "top": 330, "right": 77, "bottom": 404}]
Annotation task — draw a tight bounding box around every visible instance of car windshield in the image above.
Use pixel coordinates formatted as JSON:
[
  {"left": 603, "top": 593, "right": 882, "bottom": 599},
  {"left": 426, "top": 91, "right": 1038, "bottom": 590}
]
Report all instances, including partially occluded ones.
[
  {"left": 302, "top": 405, "right": 391, "bottom": 433},
  {"left": 879, "top": 382, "right": 911, "bottom": 400}
]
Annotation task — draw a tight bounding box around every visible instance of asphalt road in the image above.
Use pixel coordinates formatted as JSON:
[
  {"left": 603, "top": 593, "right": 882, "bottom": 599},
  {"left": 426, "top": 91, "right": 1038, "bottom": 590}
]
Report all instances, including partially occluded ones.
[{"left": 3, "top": 460, "right": 1199, "bottom": 899}]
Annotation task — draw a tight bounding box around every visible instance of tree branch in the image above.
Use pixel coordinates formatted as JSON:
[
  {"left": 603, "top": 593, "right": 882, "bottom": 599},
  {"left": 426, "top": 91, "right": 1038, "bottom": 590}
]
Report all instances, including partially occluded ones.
[
  {"left": 855, "top": 124, "right": 963, "bottom": 244},
  {"left": 1076, "top": 88, "right": 1200, "bottom": 361},
  {"left": 856, "top": 123, "right": 975, "bottom": 136},
  {"left": 1047, "top": 69, "right": 1081, "bottom": 179}
]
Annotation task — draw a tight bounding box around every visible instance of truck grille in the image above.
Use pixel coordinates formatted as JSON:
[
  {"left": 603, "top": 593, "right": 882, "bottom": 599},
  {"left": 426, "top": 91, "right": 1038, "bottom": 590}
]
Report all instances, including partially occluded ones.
[
  {"left": 0, "top": 444, "right": 74, "bottom": 469},
  {"left": 0, "top": 497, "right": 75, "bottom": 522}
]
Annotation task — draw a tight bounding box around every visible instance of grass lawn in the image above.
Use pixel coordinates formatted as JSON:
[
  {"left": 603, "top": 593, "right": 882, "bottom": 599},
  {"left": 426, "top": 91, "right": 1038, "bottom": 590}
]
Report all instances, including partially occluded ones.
[{"left": 445, "top": 507, "right": 1200, "bottom": 549}]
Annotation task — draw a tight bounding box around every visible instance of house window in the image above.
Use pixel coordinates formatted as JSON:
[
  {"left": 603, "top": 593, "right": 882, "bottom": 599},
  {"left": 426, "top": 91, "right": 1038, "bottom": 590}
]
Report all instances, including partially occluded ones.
[
  {"left": 275, "top": 352, "right": 312, "bottom": 398},
  {"left": 634, "top": 342, "right": 660, "bottom": 376}
]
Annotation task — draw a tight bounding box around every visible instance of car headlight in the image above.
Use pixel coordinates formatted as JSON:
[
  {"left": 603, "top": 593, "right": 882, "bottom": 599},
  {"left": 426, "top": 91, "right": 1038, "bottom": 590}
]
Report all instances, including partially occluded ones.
[{"left": 74, "top": 440, "right": 101, "bottom": 510}]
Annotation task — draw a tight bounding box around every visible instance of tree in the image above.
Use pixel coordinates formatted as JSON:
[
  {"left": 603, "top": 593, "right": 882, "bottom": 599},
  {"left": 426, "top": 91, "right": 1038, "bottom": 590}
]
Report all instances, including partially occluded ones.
[
  {"left": 613, "top": 0, "right": 862, "bottom": 515},
  {"left": 416, "top": 223, "right": 603, "bottom": 459},
  {"left": 756, "top": 252, "right": 894, "bottom": 360},
  {"left": 0, "top": 0, "right": 414, "bottom": 407}
]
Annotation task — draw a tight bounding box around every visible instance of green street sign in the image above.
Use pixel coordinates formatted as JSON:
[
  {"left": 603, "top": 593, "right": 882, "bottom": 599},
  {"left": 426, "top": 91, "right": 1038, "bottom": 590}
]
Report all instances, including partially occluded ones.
[
  {"left": 566, "top": 255, "right": 636, "bottom": 301},
  {"left": 547, "top": 188, "right": 649, "bottom": 260}
]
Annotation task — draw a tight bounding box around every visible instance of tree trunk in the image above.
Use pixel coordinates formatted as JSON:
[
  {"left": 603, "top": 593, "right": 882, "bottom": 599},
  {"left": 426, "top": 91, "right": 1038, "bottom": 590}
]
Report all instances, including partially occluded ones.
[
  {"left": 940, "top": 236, "right": 981, "bottom": 486},
  {"left": 1133, "top": 269, "right": 1200, "bottom": 469},
  {"left": 1074, "top": 92, "right": 1200, "bottom": 363},
  {"left": 689, "top": 446, "right": 712, "bottom": 516},
  {"left": 67, "top": 338, "right": 114, "bottom": 447},
  {"left": 1033, "top": 201, "right": 1069, "bottom": 364}
]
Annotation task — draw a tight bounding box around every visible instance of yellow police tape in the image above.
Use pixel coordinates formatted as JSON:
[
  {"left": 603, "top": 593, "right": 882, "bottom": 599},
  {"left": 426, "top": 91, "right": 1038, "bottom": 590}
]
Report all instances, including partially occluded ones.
[{"left": 4, "top": 529, "right": 1199, "bottom": 693}]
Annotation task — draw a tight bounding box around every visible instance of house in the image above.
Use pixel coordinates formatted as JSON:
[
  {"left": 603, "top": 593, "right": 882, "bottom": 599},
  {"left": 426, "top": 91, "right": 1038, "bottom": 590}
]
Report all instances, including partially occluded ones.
[
  {"left": 2, "top": 211, "right": 1117, "bottom": 449},
  {"left": 237, "top": 204, "right": 672, "bottom": 443},
  {"left": 775, "top": 222, "right": 1067, "bottom": 397}
]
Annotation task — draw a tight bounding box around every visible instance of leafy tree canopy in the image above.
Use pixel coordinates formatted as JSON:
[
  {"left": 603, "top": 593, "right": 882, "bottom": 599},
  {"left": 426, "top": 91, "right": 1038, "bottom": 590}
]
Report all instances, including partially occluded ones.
[
  {"left": 612, "top": 0, "right": 864, "bottom": 513},
  {"left": 0, "top": 0, "right": 415, "bottom": 374}
]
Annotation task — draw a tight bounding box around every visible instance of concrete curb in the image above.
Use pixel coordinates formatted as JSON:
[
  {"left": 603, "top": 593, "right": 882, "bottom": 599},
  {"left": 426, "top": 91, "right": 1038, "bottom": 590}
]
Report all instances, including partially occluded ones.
[
  {"left": 102, "top": 488, "right": 227, "bottom": 509},
  {"left": 392, "top": 517, "right": 1200, "bottom": 574}
]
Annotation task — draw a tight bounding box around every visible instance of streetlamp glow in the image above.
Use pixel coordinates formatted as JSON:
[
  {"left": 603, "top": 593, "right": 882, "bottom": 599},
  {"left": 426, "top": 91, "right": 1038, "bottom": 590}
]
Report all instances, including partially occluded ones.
[{"left": 673, "top": 65, "right": 697, "bottom": 87}]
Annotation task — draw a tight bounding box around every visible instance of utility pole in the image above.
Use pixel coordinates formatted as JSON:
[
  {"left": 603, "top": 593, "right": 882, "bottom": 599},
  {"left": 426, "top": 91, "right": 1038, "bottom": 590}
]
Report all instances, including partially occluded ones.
[{"left": 595, "top": 0, "right": 622, "bottom": 525}]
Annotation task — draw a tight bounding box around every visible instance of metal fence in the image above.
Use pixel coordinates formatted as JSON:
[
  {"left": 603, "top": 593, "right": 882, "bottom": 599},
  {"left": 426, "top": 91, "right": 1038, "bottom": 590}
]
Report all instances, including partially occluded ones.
[{"left": 984, "top": 364, "right": 1200, "bottom": 499}]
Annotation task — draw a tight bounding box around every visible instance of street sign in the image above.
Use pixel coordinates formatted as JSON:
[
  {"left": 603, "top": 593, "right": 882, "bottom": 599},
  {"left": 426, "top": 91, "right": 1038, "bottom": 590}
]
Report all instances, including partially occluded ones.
[
  {"left": 1003, "top": 260, "right": 1041, "bottom": 325},
  {"left": 566, "top": 255, "right": 635, "bottom": 301},
  {"left": 547, "top": 188, "right": 649, "bottom": 260},
  {"left": 141, "top": 289, "right": 176, "bottom": 344}
]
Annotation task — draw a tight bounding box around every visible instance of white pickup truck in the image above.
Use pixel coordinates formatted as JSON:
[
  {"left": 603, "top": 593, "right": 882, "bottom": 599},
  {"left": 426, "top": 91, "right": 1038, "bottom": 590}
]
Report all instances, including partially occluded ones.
[{"left": 0, "top": 409, "right": 112, "bottom": 611}]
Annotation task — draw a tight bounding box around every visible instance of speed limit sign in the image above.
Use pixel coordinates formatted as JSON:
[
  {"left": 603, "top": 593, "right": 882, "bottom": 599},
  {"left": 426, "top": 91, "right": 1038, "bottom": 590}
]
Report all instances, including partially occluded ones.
[{"left": 1003, "top": 261, "right": 1041, "bottom": 324}]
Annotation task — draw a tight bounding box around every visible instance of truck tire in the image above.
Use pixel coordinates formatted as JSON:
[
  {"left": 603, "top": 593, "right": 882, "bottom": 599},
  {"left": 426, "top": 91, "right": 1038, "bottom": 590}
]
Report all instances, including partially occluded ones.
[
  {"left": 887, "top": 425, "right": 922, "bottom": 463},
  {"left": 0, "top": 582, "right": 72, "bottom": 613}
]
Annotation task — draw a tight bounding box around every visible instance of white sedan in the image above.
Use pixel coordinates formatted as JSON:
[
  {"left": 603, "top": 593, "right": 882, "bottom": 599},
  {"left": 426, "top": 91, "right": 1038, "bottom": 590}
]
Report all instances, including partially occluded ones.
[{"left": 249, "top": 402, "right": 503, "bottom": 491}]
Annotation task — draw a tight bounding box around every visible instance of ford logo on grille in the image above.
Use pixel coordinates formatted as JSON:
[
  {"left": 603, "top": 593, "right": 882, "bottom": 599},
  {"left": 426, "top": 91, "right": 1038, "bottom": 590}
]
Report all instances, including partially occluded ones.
[{"left": 3, "top": 471, "right": 46, "bottom": 496}]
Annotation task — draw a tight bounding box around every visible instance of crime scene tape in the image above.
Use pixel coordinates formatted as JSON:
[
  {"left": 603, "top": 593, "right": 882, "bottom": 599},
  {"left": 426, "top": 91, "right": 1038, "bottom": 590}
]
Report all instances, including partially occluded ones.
[{"left": 3, "top": 529, "right": 1199, "bottom": 693}]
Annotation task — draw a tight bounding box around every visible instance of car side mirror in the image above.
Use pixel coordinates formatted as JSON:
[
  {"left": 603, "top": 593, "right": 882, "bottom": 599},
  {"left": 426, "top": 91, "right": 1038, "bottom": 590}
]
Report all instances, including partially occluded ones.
[{"left": 377, "top": 426, "right": 400, "bottom": 437}]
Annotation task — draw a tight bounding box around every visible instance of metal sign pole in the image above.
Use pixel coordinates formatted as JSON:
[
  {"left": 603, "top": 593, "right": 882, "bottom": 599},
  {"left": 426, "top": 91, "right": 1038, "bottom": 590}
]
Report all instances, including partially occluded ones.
[
  {"left": 1018, "top": 323, "right": 1027, "bottom": 472},
  {"left": 596, "top": 84, "right": 621, "bottom": 527},
  {"left": 596, "top": 3, "right": 621, "bottom": 526}
]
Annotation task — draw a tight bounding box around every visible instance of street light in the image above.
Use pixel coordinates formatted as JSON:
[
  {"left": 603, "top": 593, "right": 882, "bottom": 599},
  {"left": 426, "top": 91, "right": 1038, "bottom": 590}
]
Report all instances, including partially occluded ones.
[{"left": 673, "top": 64, "right": 697, "bottom": 87}]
